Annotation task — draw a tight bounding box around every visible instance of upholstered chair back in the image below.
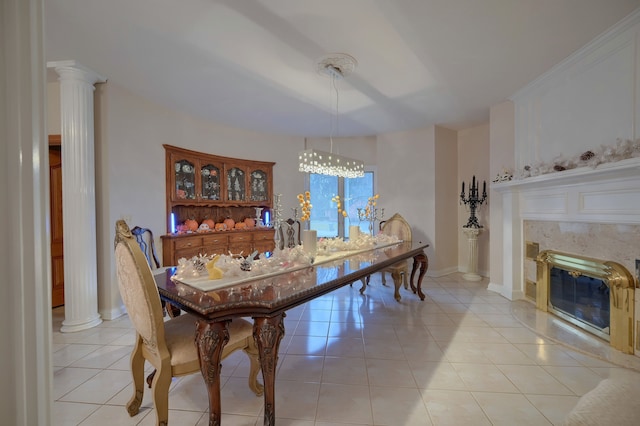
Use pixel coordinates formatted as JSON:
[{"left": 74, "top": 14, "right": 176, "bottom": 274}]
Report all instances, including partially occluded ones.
[
  {"left": 114, "top": 220, "right": 169, "bottom": 365},
  {"left": 381, "top": 213, "right": 412, "bottom": 242}
]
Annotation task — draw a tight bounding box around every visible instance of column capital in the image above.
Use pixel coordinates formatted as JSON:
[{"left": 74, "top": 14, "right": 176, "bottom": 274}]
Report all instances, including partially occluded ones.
[
  {"left": 47, "top": 60, "right": 106, "bottom": 85},
  {"left": 462, "top": 227, "right": 483, "bottom": 238}
]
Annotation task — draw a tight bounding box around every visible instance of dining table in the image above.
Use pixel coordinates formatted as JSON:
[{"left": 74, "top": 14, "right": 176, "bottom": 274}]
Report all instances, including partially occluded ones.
[{"left": 155, "top": 240, "right": 429, "bottom": 426}]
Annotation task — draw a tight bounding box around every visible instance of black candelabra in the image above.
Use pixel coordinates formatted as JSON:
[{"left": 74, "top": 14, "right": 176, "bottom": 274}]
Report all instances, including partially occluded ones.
[{"left": 460, "top": 175, "right": 487, "bottom": 228}]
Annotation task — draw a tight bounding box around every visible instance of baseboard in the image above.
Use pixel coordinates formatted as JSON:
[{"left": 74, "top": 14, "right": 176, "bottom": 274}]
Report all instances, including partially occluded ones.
[
  {"left": 487, "top": 281, "right": 503, "bottom": 294},
  {"left": 100, "top": 304, "right": 127, "bottom": 321},
  {"left": 427, "top": 266, "right": 459, "bottom": 277},
  {"left": 487, "top": 281, "right": 524, "bottom": 301}
]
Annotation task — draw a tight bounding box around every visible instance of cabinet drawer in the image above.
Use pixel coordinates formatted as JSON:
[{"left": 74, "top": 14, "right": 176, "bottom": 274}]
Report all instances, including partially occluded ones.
[
  {"left": 174, "top": 237, "right": 203, "bottom": 250},
  {"left": 228, "top": 242, "right": 252, "bottom": 255},
  {"left": 202, "top": 235, "right": 228, "bottom": 246},
  {"left": 229, "top": 233, "right": 251, "bottom": 243},
  {"left": 175, "top": 246, "right": 205, "bottom": 260},
  {"left": 253, "top": 230, "right": 274, "bottom": 241},
  {"left": 201, "top": 244, "right": 227, "bottom": 257},
  {"left": 253, "top": 240, "right": 275, "bottom": 254}
]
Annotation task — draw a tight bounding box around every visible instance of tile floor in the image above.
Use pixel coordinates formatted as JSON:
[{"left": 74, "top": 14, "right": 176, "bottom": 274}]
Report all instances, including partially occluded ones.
[{"left": 52, "top": 273, "right": 640, "bottom": 425}]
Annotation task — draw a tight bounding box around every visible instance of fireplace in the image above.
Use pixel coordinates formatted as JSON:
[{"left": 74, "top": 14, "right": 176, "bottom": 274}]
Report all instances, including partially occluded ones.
[
  {"left": 492, "top": 158, "right": 640, "bottom": 357},
  {"left": 536, "top": 250, "right": 635, "bottom": 354}
]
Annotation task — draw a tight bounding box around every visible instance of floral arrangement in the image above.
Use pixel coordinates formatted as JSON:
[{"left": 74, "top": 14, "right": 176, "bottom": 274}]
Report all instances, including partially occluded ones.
[
  {"left": 331, "top": 195, "right": 348, "bottom": 218},
  {"left": 297, "top": 191, "right": 312, "bottom": 221},
  {"left": 363, "top": 194, "right": 380, "bottom": 218}
]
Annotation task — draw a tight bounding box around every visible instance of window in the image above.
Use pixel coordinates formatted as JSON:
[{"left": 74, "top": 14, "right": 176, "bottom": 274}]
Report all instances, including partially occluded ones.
[{"left": 309, "top": 170, "right": 375, "bottom": 239}]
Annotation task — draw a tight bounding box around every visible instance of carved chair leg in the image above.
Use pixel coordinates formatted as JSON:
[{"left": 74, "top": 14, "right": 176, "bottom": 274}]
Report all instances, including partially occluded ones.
[
  {"left": 391, "top": 270, "right": 403, "bottom": 301},
  {"left": 127, "top": 341, "right": 145, "bottom": 417},
  {"left": 166, "top": 303, "right": 181, "bottom": 318},
  {"left": 244, "top": 338, "right": 264, "bottom": 396},
  {"left": 150, "top": 364, "right": 171, "bottom": 426},
  {"left": 359, "top": 277, "right": 367, "bottom": 294},
  {"left": 146, "top": 369, "right": 156, "bottom": 388}
]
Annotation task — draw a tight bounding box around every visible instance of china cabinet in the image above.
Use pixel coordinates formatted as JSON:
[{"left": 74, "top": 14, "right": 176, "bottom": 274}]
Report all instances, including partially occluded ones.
[{"left": 162, "top": 145, "right": 275, "bottom": 265}]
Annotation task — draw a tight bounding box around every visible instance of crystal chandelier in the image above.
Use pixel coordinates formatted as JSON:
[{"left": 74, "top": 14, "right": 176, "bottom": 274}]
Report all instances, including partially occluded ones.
[
  {"left": 298, "top": 148, "right": 365, "bottom": 178},
  {"left": 298, "top": 54, "right": 365, "bottom": 178}
]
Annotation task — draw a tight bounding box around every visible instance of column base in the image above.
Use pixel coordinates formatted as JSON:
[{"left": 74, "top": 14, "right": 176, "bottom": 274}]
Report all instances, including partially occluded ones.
[
  {"left": 463, "top": 272, "right": 482, "bottom": 281},
  {"left": 61, "top": 314, "right": 102, "bottom": 333}
]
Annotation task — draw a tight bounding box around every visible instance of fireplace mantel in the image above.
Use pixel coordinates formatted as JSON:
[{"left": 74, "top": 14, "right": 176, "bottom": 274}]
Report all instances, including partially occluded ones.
[{"left": 493, "top": 157, "right": 640, "bottom": 192}]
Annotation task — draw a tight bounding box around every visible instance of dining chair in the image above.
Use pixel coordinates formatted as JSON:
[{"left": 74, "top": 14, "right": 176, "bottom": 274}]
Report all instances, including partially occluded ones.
[
  {"left": 277, "top": 217, "right": 301, "bottom": 250},
  {"left": 379, "top": 213, "right": 412, "bottom": 290},
  {"left": 114, "top": 220, "right": 263, "bottom": 426},
  {"left": 131, "top": 225, "right": 181, "bottom": 318}
]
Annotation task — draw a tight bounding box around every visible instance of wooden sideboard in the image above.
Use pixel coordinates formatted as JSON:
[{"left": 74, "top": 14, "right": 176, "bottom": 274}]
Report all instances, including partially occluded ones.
[{"left": 162, "top": 145, "right": 275, "bottom": 265}]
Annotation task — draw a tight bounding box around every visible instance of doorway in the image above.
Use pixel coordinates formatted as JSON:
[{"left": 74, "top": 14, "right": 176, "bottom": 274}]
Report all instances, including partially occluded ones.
[{"left": 49, "top": 135, "right": 64, "bottom": 308}]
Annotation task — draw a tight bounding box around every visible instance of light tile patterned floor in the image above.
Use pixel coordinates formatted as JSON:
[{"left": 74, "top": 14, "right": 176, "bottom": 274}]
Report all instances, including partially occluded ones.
[{"left": 52, "top": 273, "right": 640, "bottom": 425}]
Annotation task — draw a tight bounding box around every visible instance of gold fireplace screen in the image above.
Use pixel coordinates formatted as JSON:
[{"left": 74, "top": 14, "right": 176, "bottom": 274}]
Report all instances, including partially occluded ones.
[{"left": 536, "top": 250, "right": 635, "bottom": 354}]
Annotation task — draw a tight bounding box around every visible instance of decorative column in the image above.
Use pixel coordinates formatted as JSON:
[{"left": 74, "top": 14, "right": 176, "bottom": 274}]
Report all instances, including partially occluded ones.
[
  {"left": 50, "top": 60, "right": 106, "bottom": 332},
  {"left": 463, "top": 228, "right": 483, "bottom": 281}
]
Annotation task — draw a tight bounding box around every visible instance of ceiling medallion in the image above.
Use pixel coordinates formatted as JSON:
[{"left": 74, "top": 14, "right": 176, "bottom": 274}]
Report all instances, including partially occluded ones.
[{"left": 316, "top": 53, "right": 358, "bottom": 78}]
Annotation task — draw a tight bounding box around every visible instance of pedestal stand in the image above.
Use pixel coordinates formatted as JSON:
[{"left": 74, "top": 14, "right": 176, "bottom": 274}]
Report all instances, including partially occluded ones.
[{"left": 463, "top": 227, "right": 483, "bottom": 281}]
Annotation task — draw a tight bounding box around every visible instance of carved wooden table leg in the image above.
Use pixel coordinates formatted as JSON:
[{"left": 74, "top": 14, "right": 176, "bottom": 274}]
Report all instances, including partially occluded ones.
[
  {"left": 195, "top": 319, "right": 230, "bottom": 426},
  {"left": 410, "top": 252, "right": 429, "bottom": 300},
  {"left": 253, "top": 314, "right": 286, "bottom": 426},
  {"left": 391, "top": 270, "right": 403, "bottom": 301}
]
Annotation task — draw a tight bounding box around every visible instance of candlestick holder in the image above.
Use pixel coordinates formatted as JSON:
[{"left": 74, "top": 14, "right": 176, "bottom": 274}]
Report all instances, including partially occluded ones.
[
  {"left": 254, "top": 207, "right": 264, "bottom": 227},
  {"left": 460, "top": 175, "right": 487, "bottom": 228},
  {"left": 271, "top": 194, "right": 283, "bottom": 226},
  {"left": 357, "top": 207, "right": 384, "bottom": 236},
  {"left": 271, "top": 194, "right": 283, "bottom": 249}
]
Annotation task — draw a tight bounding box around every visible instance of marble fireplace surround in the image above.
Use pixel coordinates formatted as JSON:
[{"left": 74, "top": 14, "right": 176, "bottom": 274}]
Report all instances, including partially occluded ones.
[{"left": 493, "top": 158, "right": 640, "bottom": 354}]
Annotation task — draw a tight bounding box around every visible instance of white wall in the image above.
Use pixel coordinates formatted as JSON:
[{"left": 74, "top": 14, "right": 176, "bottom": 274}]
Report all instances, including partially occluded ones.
[
  {"left": 512, "top": 9, "right": 640, "bottom": 170},
  {"left": 376, "top": 126, "right": 442, "bottom": 274},
  {"left": 434, "top": 126, "right": 460, "bottom": 275},
  {"left": 47, "top": 81, "right": 61, "bottom": 134}
]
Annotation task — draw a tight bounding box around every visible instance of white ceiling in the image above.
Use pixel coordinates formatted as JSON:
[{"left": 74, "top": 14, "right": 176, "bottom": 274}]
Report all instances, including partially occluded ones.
[{"left": 45, "top": 0, "right": 640, "bottom": 137}]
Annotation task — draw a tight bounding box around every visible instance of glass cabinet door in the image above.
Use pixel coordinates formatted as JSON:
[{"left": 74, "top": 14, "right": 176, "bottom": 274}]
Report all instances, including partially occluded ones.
[
  {"left": 250, "top": 169, "right": 268, "bottom": 201},
  {"left": 200, "top": 163, "right": 220, "bottom": 201},
  {"left": 226, "top": 167, "right": 246, "bottom": 201},
  {"left": 174, "top": 159, "right": 196, "bottom": 200}
]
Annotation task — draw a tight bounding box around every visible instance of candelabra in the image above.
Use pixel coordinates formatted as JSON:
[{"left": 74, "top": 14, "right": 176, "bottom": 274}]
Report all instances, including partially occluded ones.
[
  {"left": 357, "top": 207, "right": 384, "bottom": 236},
  {"left": 460, "top": 175, "right": 487, "bottom": 228}
]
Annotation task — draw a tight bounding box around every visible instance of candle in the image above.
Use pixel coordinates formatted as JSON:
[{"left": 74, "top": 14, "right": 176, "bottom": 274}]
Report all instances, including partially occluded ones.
[
  {"left": 302, "top": 230, "right": 317, "bottom": 259},
  {"left": 483, "top": 181, "right": 486, "bottom": 194},
  {"left": 462, "top": 181, "right": 465, "bottom": 193},
  {"left": 472, "top": 175, "right": 475, "bottom": 189},
  {"left": 349, "top": 225, "right": 360, "bottom": 241}
]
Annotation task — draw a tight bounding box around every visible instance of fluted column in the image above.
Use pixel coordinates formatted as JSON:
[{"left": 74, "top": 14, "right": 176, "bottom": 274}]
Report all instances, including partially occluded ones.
[
  {"left": 463, "top": 228, "right": 483, "bottom": 281},
  {"left": 50, "top": 60, "right": 106, "bottom": 332}
]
